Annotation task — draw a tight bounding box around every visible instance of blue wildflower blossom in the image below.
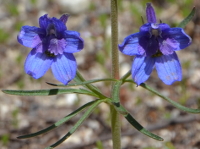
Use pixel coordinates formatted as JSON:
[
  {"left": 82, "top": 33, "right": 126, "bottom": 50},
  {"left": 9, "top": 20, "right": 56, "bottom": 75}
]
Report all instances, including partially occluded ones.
[
  {"left": 119, "top": 3, "right": 192, "bottom": 85},
  {"left": 18, "top": 14, "right": 84, "bottom": 85}
]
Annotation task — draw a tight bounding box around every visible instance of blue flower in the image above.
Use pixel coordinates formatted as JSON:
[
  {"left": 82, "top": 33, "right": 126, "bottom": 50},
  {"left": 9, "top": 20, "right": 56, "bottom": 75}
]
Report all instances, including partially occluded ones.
[
  {"left": 18, "top": 14, "right": 84, "bottom": 85},
  {"left": 119, "top": 3, "right": 192, "bottom": 85}
]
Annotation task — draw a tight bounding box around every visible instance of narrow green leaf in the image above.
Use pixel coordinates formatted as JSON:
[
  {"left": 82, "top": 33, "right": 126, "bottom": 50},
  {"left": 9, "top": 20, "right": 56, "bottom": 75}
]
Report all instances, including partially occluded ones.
[
  {"left": 140, "top": 83, "right": 200, "bottom": 113},
  {"left": 120, "top": 69, "right": 131, "bottom": 82},
  {"left": 112, "top": 81, "right": 122, "bottom": 104},
  {"left": 17, "top": 100, "right": 98, "bottom": 139},
  {"left": 125, "top": 113, "right": 163, "bottom": 141},
  {"left": 111, "top": 80, "right": 163, "bottom": 140},
  {"left": 113, "top": 102, "right": 163, "bottom": 141},
  {"left": 74, "top": 71, "right": 107, "bottom": 99},
  {"left": 2, "top": 88, "right": 98, "bottom": 97},
  {"left": 125, "top": 80, "right": 200, "bottom": 113},
  {"left": 46, "top": 78, "right": 117, "bottom": 87},
  {"left": 178, "top": 7, "right": 195, "bottom": 28},
  {"left": 45, "top": 99, "right": 103, "bottom": 149}
]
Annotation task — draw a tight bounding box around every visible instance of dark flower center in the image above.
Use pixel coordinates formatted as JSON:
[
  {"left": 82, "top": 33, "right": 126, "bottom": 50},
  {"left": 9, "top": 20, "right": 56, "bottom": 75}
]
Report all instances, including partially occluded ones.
[
  {"left": 45, "top": 51, "right": 56, "bottom": 57},
  {"left": 44, "top": 23, "right": 64, "bottom": 57},
  {"left": 151, "top": 28, "right": 159, "bottom": 37},
  {"left": 151, "top": 50, "right": 163, "bottom": 57}
]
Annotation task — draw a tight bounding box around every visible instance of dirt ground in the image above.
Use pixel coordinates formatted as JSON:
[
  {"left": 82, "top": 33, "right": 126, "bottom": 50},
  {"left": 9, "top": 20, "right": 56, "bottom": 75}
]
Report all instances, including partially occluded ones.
[{"left": 1, "top": 0, "right": 200, "bottom": 149}]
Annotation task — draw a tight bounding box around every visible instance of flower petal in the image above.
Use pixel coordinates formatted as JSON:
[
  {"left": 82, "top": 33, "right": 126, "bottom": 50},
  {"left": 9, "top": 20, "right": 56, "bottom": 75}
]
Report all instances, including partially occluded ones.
[
  {"left": 51, "top": 53, "right": 77, "bottom": 85},
  {"left": 161, "top": 27, "right": 192, "bottom": 51},
  {"left": 39, "top": 14, "right": 50, "bottom": 29},
  {"left": 139, "top": 23, "right": 159, "bottom": 56},
  {"left": 132, "top": 56, "right": 155, "bottom": 85},
  {"left": 159, "top": 37, "right": 179, "bottom": 55},
  {"left": 49, "top": 38, "right": 66, "bottom": 55},
  {"left": 59, "top": 14, "right": 70, "bottom": 24},
  {"left": 139, "top": 34, "right": 158, "bottom": 56},
  {"left": 63, "top": 30, "right": 84, "bottom": 53},
  {"left": 24, "top": 49, "right": 53, "bottom": 79},
  {"left": 155, "top": 52, "right": 182, "bottom": 85},
  {"left": 158, "top": 23, "right": 170, "bottom": 31},
  {"left": 17, "top": 26, "right": 44, "bottom": 48},
  {"left": 146, "top": 3, "right": 157, "bottom": 23},
  {"left": 118, "top": 33, "right": 145, "bottom": 56},
  {"left": 51, "top": 17, "right": 67, "bottom": 37}
]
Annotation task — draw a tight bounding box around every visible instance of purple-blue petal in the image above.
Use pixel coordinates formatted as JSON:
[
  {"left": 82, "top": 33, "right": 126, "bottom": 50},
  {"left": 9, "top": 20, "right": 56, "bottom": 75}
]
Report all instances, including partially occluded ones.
[
  {"left": 140, "top": 23, "right": 151, "bottom": 32},
  {"left": 132, "top": 56, "right": 155, "bottom": 85},
  {"left": 146, "top": 3, "right": 157, "bottom": 23},
  {"left": 17, "top": 26, "right": 44, "bottom": 48},
  {"left": 155, "top": 52, "right": 182, "bottom": 85},
  {"left": 139, "top": 23, "right": 159, "bottom": 56},
  {"left": 63, "top": 30, "right": 84, "bottom": 53},
  {"left": 51, "top": 17, "right": 67, "bottom": 36},
  {"left": 158, "top": 23, "right": 170, "bottom": 31},
  {"left": 49, "top": 38, "right": 66, "bottom": 55},
  {"left": 139, "top": 35, "right": 159, "bottom": 56},
  {"left": 159, "top": 37, "right": 179, "bottom": 55},
  {"left": 39, "top": 14, "right": 50, "bottom": 29},
  {"left": 51, "top": 53, "right": 77, "bottom": 85},
  {"left": 24, "top": 49, "right": 53, "bottom": 79},
  {"left": 59, "top": 14, "right": 70, "bottom": 24},
  {"left": 161, "top": 27, "right": 192, "bottom": 51},
  {"left": 119, "top": 33, "right": 145, "bottom": 56}
]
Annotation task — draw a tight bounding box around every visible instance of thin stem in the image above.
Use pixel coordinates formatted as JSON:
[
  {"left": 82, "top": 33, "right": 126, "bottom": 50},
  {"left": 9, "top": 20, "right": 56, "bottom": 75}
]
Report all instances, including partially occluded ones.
[
  {"left": 111, "top": 0, "right": 119, "bottom": 79},
  {"left": 110, "top": 0, "right": 121, "bottom": 149},
  {"left": 120, "top": 69, "right": 131, "bottom": 82}
]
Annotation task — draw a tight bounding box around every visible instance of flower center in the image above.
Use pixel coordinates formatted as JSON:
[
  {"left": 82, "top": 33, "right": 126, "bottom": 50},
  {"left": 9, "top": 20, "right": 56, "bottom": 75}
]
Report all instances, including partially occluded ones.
[
  {"left": 151, "top": 50, "right": 163, "bottom": 57},
  {"left": 150, "top": 23, "right": 161, "bottom": 38},
  {"left": 151, "top": 28, "right": 159, "bottom": 37},
  {"left": 44, "top": 23, "right": 64, "bottom": 57},
  {"left": 45, "top": 51, "right": 56, "bottom": 57}
]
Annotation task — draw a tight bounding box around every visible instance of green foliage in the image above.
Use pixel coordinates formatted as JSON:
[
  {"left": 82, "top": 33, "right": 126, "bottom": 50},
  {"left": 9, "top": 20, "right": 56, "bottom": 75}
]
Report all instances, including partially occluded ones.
[
  {"left": 14, "top": 22, "right": 24, "bottom": 31},
  {"left": 179, "top": 78, "right": 189, "bottom": 105},
  {"left": 164, "top": 112, "right": 171, "bottom": 119},
  {"left": 96, "top": 140, "right": 104, "bottom": 149},
  {"left": 30, "top": 0, "right": 37, "bottom": 5},
  {"left": 178, "top": 7, "right": 195, "bottom": 28},
  {"left": 99, "top": 14, "right": 108, "bottom": 29},
  {"left": 143, "top": 147, "right": 156, "bottom": 149},
  {"left": 0, "top": 29, "right": 9, "bottom": 43},
  {"left": 12, "top": 108, "right": 19, "bottom": 128},
  {"left": 0, "top": 134, "right": 9, "bottom": 146},
  {"left": 7, "top": 3, "right": 19, "bottom": 16},
  {"left": 164, "top": 141, "right": 176, "bottom": 149}
]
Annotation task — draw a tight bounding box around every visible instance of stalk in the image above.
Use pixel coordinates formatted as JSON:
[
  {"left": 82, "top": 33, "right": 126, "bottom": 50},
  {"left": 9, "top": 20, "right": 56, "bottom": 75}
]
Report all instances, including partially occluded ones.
[{"left": 110, "top": 0, "right": 121, "bottom": 148}]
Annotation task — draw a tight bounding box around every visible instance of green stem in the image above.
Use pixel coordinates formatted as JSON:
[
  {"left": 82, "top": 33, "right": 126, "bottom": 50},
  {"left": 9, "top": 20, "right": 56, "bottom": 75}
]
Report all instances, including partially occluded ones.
[
  {"left": 110, "top": 0, "right": 121, "bottom": 149},
  {"left": 121, "top": 69, "right": 131, "bottom": 82}
]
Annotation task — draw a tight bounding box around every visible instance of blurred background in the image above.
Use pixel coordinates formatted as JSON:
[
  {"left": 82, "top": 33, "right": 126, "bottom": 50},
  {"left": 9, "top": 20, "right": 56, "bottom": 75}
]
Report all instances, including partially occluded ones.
[{"left": 0, "top": 0, "right": 200, "bottom": 148}]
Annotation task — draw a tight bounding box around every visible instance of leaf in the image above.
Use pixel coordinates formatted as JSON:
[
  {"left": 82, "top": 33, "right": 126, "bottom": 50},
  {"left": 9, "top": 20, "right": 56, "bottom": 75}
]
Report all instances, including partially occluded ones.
[
  {"left": 112, "top": 81, "right": 122, "bottom": 104},
  {"left": 2, "top": 88, "right": 98, "bottom": 97},
  {"left": 74, "top": 71, "right": 107, "bottom": 99},
  {"left": 45, "top": 99, "right": 103, "bottom": 149},
  {"left": 113, "top": 102, "right": 163, "bottom": 141},
  {"left": 124, "top": 80, "right": 200, "bottom": 113},
  {"left": 178, "top": 7, "right": 195, "bottom": 28},
  {"left": 111, "top": 80, "right": 162, "bottom": 140},
  {"left": 140, "top": 83, "right": 200, "bottom": 113},
  {"left": 120, "top": 69, "right": 131, "bottom": 82},
  {"left": 17, "top": 100, "right": 98, "bottom": 139},
  {"left": 125, "top": 113, "right": 163, "bottom": 141}
]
